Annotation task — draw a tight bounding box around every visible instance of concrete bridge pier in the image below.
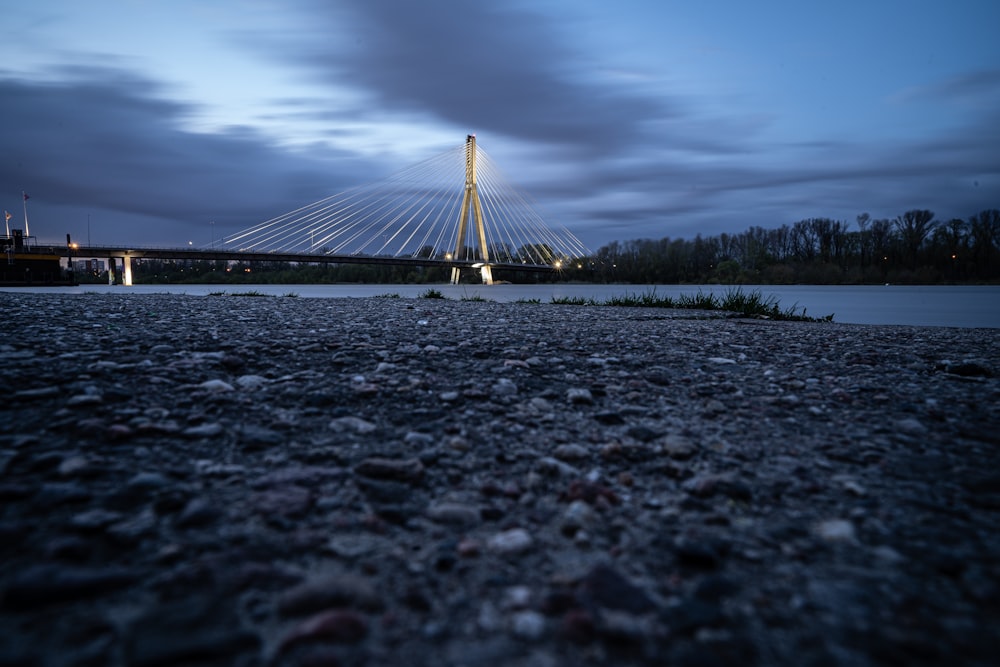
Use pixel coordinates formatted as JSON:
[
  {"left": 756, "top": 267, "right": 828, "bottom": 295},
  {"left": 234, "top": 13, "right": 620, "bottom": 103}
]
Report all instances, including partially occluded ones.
[
  {"left": 122, "top": 255, "right": 133, "bottom": 286},
  {"left": 108, "top": 255, "right": 134, "bottom": 286}
]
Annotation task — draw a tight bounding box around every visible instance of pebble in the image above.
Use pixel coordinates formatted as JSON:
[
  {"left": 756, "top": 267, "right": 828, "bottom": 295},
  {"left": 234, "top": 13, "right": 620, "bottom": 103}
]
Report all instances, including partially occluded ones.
[
  {"left": 815, "top": 519, "right": 857, "bottom": 543},
  {"left": 426, "top": 502, "right": 481, "bottom": 525},
  {"left": 511, "top": 610, "right": 547, "bottom": 640},
  {"left": 355, "top": 457, "right": 425, "bottom": 482},
  {"left": 329, "top": 416, "right": 378, "bottom": 434},
  {"left": 553, "top": 444, "right": 590, "bottom": 461},
  {"left": 488, "top": 528, "right": 534, "bottom": 555},
  {"left": 1, "top": 293, "right": 996, "bottom": 667}
]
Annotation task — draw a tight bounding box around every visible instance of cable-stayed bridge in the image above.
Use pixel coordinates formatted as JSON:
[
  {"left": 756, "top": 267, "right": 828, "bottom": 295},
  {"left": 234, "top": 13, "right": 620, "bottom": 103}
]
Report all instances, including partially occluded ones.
[
  {"left": 33, "top": 136, "right": 589, "bottom": 286},
  {"left": 223, "top": 134, "right": 587, "bottom": 285}
]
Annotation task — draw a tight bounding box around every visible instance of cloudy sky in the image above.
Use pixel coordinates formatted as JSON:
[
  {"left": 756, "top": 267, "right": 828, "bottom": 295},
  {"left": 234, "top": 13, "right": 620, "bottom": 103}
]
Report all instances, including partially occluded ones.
[{"left": 2, "top": 0, "right": 998, "bottom": 251}]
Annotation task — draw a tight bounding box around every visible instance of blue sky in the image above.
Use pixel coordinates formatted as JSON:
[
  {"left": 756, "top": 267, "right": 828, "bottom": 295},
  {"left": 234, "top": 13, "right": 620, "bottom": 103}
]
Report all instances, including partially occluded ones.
[{"left": 1, "top": 0, "right": 997, "bottom": 250}]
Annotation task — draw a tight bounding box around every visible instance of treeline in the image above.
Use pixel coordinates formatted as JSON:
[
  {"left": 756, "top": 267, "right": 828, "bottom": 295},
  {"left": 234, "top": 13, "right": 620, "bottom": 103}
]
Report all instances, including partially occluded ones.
[
  {"left": 85, "top": 207, "right": 999, "bottom": 286},
  {"left": 575, "top": 209, "right": 1000, "bottom": 284}
]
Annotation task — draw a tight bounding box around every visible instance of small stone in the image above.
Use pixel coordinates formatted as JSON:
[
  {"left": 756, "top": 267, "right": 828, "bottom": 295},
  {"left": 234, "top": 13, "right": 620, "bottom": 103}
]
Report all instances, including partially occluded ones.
[
  {"left": 510, "top": 610, "right": 546, "bottom": 640},
  {"left": 492, "top": 379, "right": 519, "bottom": 397},
  {"left": 326, "top": 534, "right": 387, "bottom": 559},
  {"left": 815, "top": 519, "right": 857, "bottom": 543},
  {"left": 502, "top": 586, "right": 533, "bottom": 610},
  {"left": 872, "top": 545, "right": 905, "bottom": 563},
  {"left": 277, "top": 575, "right": 383, "bottom": 616},
  {"left": 707, "top": 357, "right": 737, "bottom": 365},
  {"left": 251, "top": 486, "right": 313, "bottom": 517},
  {"left": 488, "top": 528, "right": 533, "bottom": 555},
  {"left": 553, "top": 444, "right": 589, "bottom": 461},
  {"left": 457, "top": 538, "right": 482, "bottom": 557},
  {"left": 355, "top": 457, "right": 424, "bottom": 482},
  {"left": 661, "top": 435, "right": 697, "bottom": 460},
  {"left": 239, "top": 424, "right": 284, "bottom": 449},
  {"left": 127, "top": 472, "right": 171, "bottom": 490},
  {"left": 593, "top": 410, "right": 625, "bottom": 425},
  {"left": 175, "top": 497, "right": 218, "bottom": 528},
  {"left": 58, "top": 455, "right": 95, "bottom": 477},
  {"left": 536, "top": 456, "right": 580, "bottom": 477},
  {"left": 329, "top": 416, "right": 377, "bottom": 434},
  {"left": 528, "top": 397, "right": 553, "bottom": 412},
  {"left": 235, "top": 374, "right": 268, "bottom": 390},
  {"left": 567, "top": 388, "right": 593, "bottom": 405},
  {"left": 561, "top": 500, "right": 596, "bottom": 536},
  {"left": 107, "top": 509, "right": 158, "bottom": 544},
  {"left": 67, "top": 393, "right": 103, "bottom": 407},
  {"left": 198, "top": 379, "right": 234, "bottom": 393},
  {"left": 426, "top": 502, "right": 480, "bottom": 525},
  {"left": 439, "top": 390, "right": 460, "bottom": 402},
  {"left": 279, "top": 609, "right": 369, "bottom": 649},
  {"left": 70, "top": 509, "right": 124, "bottom": 531},
  {"left": 578, "top": 563, "right": 656, "bottom": 613},
  {"left": 896, "top": 418, "right": 924, "bottom": 435},
  {"left": 702, "top": 399, "right": 726, "bottom": 416},
  {"left": 182, "top": 422, "right": 224, "bottom": 438}
]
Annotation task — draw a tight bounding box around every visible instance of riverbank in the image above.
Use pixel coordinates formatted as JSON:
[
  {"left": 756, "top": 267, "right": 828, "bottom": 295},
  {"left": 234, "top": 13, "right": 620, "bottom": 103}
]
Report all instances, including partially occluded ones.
[
  {"left": 4, "top": 283, "right": 1000, "bottom": 327},
  {"left": 2, "top": 293, "right": 998, "bottom": 666}
]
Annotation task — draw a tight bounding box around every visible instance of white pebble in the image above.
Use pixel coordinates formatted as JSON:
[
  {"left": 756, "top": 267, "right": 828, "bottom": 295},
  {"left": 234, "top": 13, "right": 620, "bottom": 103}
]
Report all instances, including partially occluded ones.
[
  {"left": 815, "top": 519, "right": 856, "bottom": 543},
  {"left": 510, "top": 610, "right": 546, "bottom": 640},
  {"left": 488, "top": 528, "right": 533, "bottom": 555},
  {"left": 199, "top": 379, "right": 234, "bottom": 393}
]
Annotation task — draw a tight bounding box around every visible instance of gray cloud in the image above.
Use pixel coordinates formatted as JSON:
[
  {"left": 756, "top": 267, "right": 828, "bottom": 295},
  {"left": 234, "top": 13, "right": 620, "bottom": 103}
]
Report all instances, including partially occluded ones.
[
  {"left": 0, "top": 65, "right": 376, "bottom": 244},
  {"left": 2, "top": 1, "right": 996, "bottom": 253},
  {"left": 265, "top": 0, "right": 675, "bottom": 157}
]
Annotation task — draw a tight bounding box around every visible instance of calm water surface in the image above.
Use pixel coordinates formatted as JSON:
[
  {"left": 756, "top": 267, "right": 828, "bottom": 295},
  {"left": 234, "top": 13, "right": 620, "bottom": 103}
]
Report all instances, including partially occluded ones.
[{"left": 3, "top": 283, "right": 998, "bottom": 329}]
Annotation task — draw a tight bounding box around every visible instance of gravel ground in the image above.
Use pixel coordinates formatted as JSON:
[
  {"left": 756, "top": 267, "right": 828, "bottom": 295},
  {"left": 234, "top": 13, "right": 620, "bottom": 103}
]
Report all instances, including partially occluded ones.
[{"left": 1, "top": 292, "right": 998, "bottom": 667}]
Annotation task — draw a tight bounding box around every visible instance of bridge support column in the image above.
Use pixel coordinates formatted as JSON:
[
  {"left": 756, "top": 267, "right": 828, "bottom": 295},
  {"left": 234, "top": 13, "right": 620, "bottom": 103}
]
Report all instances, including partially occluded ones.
[
  {"left": 108, "top": 258, "right": 117, "bottom": 285},
  {"left": 123, "top": 255, "right": 133, "bottom": 286},
  {"left": 450, "top": 266, "right": 461, "bottom": 285},
  {"left": 452, "top": 134, "right": 493, "bottom": 286}
]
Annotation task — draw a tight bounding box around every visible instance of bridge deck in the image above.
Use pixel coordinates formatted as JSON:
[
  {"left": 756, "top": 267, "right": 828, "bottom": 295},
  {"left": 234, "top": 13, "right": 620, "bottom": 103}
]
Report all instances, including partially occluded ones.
[{"left": 36, "top": 245, "right": 558, "bottom": 273}]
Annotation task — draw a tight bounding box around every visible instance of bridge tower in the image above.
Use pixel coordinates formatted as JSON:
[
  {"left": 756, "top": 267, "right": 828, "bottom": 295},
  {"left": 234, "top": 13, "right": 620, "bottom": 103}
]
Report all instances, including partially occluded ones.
[{"left": 451, "top": 134, "right": 492, "bottom": 285}]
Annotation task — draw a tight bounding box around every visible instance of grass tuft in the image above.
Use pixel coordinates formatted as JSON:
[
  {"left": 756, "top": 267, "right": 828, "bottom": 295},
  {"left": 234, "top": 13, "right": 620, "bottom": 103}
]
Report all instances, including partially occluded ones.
[
  {"left": 549, "top": 286, "right": 830, "bottom": 322},
  {"left": 419, "top": 288, "right": 446, "bottom": 299},
  {"left": 208, "top": 290, "right": 273, "bottom": 297},
  {"left": 551, "top": 296, "right": 597, "bottom": 306}
]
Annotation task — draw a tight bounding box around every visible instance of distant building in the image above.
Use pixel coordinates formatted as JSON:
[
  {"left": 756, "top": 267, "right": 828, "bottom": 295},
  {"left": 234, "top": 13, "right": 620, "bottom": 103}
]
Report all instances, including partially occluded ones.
[{"left": 73, "top": 259, "right": 106, "bottom": 273}]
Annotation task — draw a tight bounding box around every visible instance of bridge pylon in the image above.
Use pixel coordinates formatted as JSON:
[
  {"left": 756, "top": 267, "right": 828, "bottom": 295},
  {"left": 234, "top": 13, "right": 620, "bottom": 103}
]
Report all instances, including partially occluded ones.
[{"left": 451, "top": 134, "right": 493, "bottom": 285}]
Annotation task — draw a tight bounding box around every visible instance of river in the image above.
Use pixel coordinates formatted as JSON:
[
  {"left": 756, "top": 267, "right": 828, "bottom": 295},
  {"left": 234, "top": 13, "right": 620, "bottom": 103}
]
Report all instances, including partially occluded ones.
[{"left": 2, "top": 283, "right": 998, "bottom": 328}]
